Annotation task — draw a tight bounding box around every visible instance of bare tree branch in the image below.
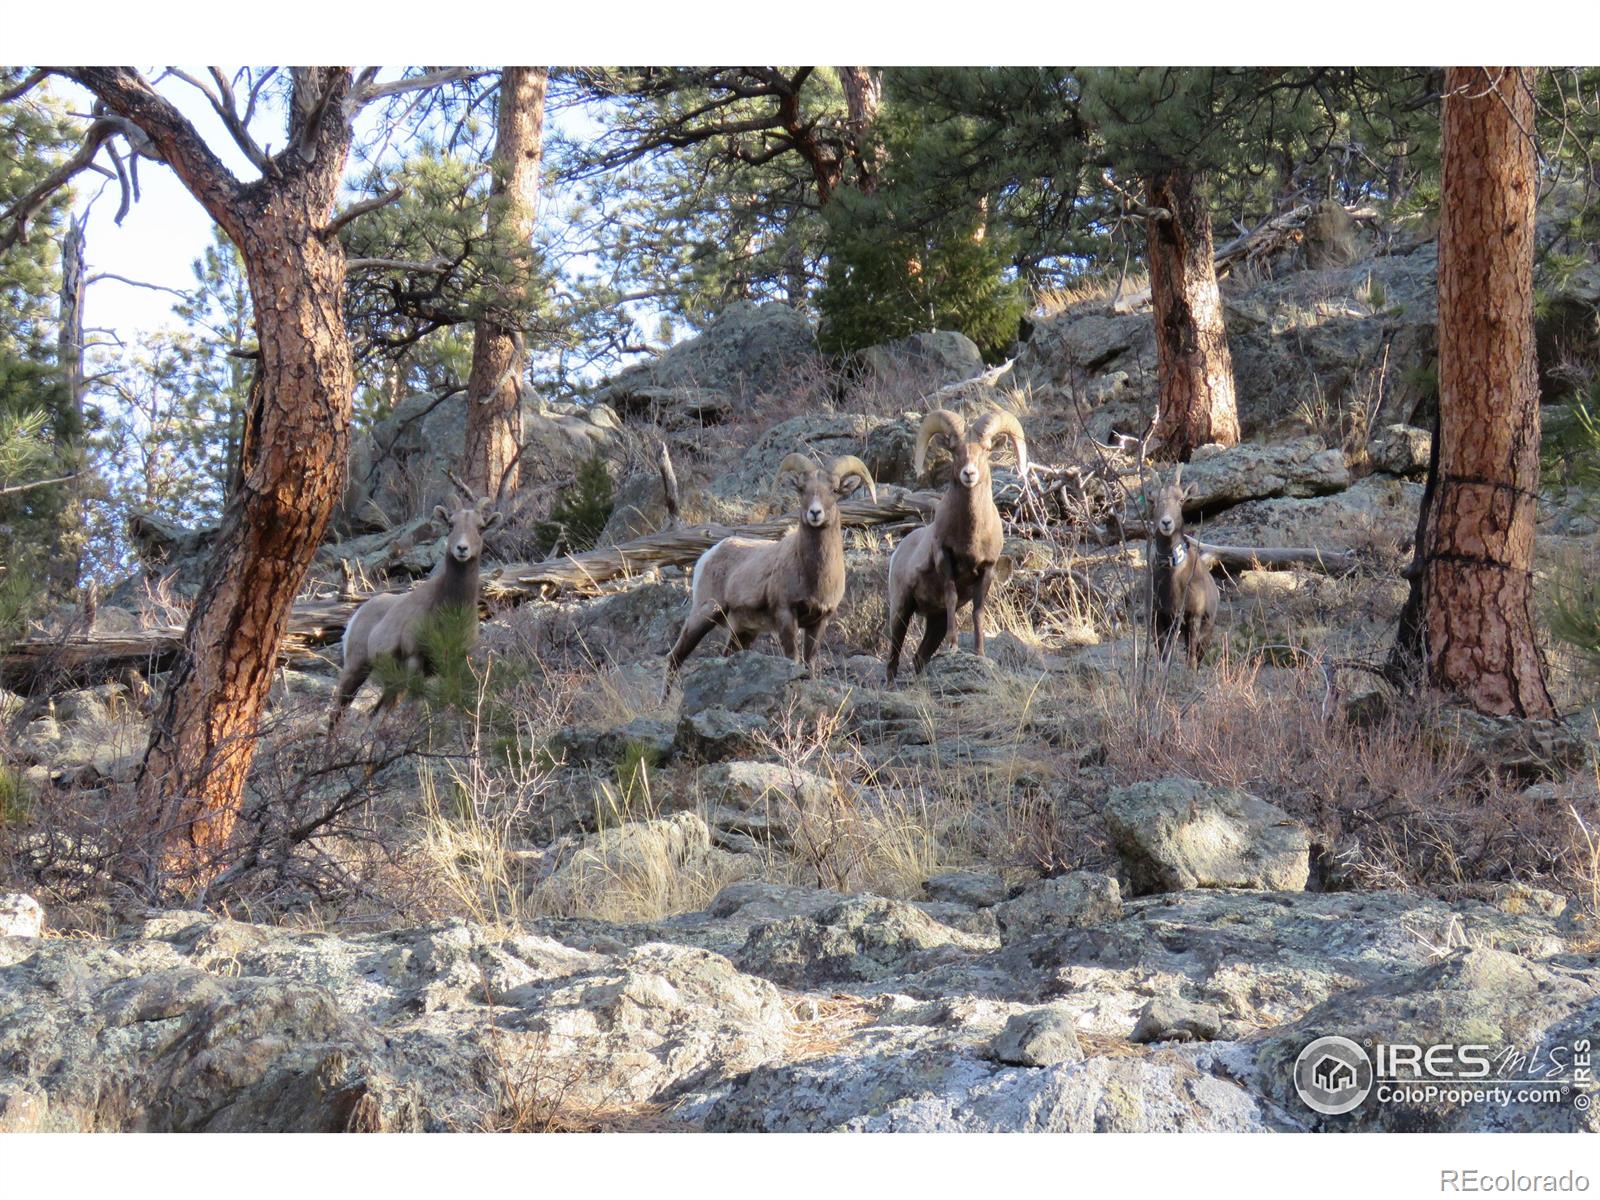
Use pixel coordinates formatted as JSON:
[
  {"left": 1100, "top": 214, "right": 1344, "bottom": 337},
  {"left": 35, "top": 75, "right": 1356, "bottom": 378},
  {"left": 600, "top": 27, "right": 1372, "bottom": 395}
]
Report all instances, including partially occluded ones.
[
  {"left": 0, "top": 471, "right": 80, "bottom": 499},
  {"left": 61, "top": 67, "right": 246, "bottom": 240},
  {"left": 354, "top": 68, "right": 486, "bottom": 106},
  {"left": 0, "top": 68, "right": 48, "bottom": 105},
  {"left": 323, "top": 186, "right": 402, "bottom": 238}
]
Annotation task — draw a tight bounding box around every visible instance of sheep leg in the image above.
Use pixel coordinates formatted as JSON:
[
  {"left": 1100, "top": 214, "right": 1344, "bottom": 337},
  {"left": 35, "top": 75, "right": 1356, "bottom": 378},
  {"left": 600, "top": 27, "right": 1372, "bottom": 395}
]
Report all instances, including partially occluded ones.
[
  {"left": 885, "top": 601, "right": 914, "bottom": 686},
  {"left": 724, "top": 627, "right": 758, "bottom": 655},
  {"left": 939, "top": 548, "right": 961, "bottom": 651},
  {"left": 775, "top": 608, "right": 800, "bottom": 663},
  {"left": 913, "top": 611, "right": 948, "bottom": 675},
  {"left": 328, "top": 659, "right": 372, "bottom": 734},
  {"left": 971, "top": 564, "right": 994, "bottom": 658},
  {"left": 803, "top": 615, "right": 830, "bottom": 678},
  {"left": 666, "top": 611, "right": 719, "bottom": 675}
]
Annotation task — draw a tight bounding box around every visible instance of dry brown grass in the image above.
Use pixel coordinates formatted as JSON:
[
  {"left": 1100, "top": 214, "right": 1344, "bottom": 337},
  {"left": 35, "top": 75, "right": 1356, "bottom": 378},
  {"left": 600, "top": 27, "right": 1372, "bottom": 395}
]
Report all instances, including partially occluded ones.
[
  {"left": 1033, "top": 271, "right": 1151, "bottom": 319},
  {"left": 1085, "top": 648, "right": 1597, "bottom": 896}
]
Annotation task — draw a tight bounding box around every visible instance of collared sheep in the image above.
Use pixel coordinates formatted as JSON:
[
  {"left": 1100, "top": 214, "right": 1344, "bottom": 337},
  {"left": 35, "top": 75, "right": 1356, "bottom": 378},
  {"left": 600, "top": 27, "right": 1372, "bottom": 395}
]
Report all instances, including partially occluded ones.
[{"left": 1146, "top": 464, "right": 1218, "bottom": 666}]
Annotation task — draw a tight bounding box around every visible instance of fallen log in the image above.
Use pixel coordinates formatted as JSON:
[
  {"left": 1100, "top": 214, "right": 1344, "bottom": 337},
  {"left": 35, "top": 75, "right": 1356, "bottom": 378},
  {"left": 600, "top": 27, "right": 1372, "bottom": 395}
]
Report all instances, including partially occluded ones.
[
  {"left": 0, "top": 491, "right": 940, "bottom": 692},
  {"left": 1, "top": 484, "right": 1359, "bottom": 691}
]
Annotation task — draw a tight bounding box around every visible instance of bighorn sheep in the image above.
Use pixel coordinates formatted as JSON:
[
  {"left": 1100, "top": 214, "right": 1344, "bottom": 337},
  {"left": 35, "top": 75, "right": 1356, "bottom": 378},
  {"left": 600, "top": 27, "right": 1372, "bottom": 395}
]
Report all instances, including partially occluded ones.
[
  {"left": 1146, "top": 465, "right": 1218, "bottom": 666},
  {"left": 330, "top": 495, "right": 501, "bottom": 727},
  {"left": 885, "top": 408, "right": 1027, "bottom": 683},
  {"left": 665, "top": 452, "right": 876, "bottom": 681}
]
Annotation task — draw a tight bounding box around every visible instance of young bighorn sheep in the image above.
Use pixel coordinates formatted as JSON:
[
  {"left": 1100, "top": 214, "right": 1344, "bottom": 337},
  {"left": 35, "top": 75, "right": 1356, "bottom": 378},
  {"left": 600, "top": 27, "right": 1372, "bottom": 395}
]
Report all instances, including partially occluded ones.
[
  {"left": 665, "top": 452, "right": 876, "bottom": 681},
  {"left": 885, "top": 408, "right": 1027, "bottom": 683},
  {"left": 1146, "top": 465, "right": 1218, "bottom": 666},
  {"left": 329, "top": 495, "right": 501, "bottom": 727}
]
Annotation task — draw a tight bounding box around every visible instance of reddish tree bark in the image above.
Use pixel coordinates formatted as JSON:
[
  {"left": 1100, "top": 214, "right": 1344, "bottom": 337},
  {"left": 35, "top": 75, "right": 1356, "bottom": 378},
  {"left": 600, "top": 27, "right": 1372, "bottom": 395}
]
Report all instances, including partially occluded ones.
[
  {"left": 1146, "top": 169, "right": 1240, "bottom": 460},
  {"left": 1391, "top": 67, "right": 1553, "bottom": 718},
  {"left": 464, "top": 66, "right": 548, "bottom": 500},
  {"left": 66, "top": 67, "right": 361, "bottom": 885}
]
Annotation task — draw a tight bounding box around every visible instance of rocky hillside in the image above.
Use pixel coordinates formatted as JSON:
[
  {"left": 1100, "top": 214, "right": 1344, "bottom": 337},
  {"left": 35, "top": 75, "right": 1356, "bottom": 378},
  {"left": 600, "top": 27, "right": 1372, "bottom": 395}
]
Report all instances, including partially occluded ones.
[{"left": 3, "top": 202, "right": 1599, "bottom": 1133}]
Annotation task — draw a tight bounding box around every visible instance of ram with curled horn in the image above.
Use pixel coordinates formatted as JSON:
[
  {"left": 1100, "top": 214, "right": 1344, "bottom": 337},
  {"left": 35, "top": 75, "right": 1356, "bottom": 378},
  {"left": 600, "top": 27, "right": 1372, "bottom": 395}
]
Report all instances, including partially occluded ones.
[
  {"left": 885, "top": 407, "right": 1028, "bottom": 683},
  {"left": 665, "top": 451, "right": 876, "bottom": 682}
]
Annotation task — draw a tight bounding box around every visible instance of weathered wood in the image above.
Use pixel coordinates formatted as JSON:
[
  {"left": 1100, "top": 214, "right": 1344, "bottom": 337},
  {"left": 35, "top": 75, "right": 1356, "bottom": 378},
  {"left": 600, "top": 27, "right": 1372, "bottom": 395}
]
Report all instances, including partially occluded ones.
[
  {"left": 3, "top": 484, "right": 1363, "bottom": 690},
  {"left": 1, "top": 492, "right": 940, "bottom": 690}
]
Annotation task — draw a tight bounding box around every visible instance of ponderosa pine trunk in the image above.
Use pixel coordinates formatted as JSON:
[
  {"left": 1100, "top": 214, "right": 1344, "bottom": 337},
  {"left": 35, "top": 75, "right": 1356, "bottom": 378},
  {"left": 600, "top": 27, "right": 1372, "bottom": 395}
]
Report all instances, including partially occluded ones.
[
  {"left": 1146, "top": 169, "right": 1240, "bottom": 461},
  {"left": 1390, "top": 67, "right": 1553, "bottom": 718},
  {"left": 66, "top": 68, "right": 360, "bottom": 886},
  {"left": 464, "top": 66, "right": 547, "bottom": 500}
]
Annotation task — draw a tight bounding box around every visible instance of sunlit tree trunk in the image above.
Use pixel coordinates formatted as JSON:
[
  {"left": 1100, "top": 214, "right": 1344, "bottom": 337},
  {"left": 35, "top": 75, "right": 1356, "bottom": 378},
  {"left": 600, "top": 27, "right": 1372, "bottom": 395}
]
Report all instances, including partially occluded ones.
[
  {"left": 1391, "top": 67, "right": 1553, "bottom": 718},
  {"left": 67, "top": 68, "right": 361, "bottom": 886},
  {"left": 53, "top": 212, "right": 87, "bottom": 595},
  {"left": 464, "top": 66, "right": 547, "bottom": 500},
  {"left": 1146, "top": 169, "right": 1240, "bottom": 461}
]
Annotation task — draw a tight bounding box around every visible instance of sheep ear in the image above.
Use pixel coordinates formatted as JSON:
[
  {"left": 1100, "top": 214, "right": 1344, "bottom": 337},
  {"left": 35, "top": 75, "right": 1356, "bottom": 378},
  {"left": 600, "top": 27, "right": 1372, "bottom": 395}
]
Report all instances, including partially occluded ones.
[
  {"left": 481, "top": 509, "right": 503, "bottom": 530},
  {"left": 835, "top": 472, "right": 864, "bottom": 497},
  {"left": 433, "top": 505, "right": 451, "bottom": 526},
  {"left": 993, "top": 555, "right": 1014, "bottom": 585}
]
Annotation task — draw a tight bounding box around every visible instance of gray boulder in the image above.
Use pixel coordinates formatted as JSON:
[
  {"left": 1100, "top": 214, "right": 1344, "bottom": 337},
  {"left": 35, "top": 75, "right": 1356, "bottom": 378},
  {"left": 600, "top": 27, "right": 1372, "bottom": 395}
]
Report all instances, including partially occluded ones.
[
  {"left": 736, "top": 896, "right": 993, "bottom": 988},
  {"left": 1102, "top": 778, "right": 1311, "bottom": 894},
  {"left": 675, "top": 652, "right": 812, "bottom": 762},
  {"left": 1130, "top": 996, "right": 1224, "bottom": 1044},
  {"left": 595, "top": 302, "right": 821, "bottom": 422},
  {"left": 0, "top": 894, "right": 43, "bottom": 939},
  {"left": 858, "top": 330, "right": 986, "bottom": 390},
  {"left": 924, "top": 871, "right": 1009, "bottom": 909},
  {"left": 1162, "top": 436, "right": 1350, "bottom": 508},
  {"left": 993, "top": 872, "right": 1122, "bottom": 942},
  {"left": 989, "top": 1008, "right": 1085, "bottom": 1067},
  {"left": 1368, "top": 423, "right": 1432, "bottom": 477},
  {"left": 1197, "top": 474, "right": 1423, "bottom": 559}
]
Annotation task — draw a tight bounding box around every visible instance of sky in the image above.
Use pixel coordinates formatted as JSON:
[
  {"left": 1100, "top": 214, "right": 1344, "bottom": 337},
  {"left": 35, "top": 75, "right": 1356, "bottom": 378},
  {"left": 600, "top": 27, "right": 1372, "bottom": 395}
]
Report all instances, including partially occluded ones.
[
  {"left": 62, "top": 71, "right": 415, "bottom": 344},
  {"left": 56, "top": 69, "right": 643, "bottom": 386}
]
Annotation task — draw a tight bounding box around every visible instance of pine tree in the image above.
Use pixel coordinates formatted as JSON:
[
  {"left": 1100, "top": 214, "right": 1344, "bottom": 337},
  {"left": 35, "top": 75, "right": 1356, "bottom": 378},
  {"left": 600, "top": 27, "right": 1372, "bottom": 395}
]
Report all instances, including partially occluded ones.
[
  {"left": 0, "top": 71, "right": 79, "bottom": 624},
  {"left": 1391, "top": 67, "right": 1554, "bottom": 717}
]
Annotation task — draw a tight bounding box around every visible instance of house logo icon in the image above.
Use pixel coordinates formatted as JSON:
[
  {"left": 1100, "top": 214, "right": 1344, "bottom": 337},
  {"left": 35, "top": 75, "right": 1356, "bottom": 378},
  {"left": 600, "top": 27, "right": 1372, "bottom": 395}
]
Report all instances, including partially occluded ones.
[{"left": 1293, "top": 1036, "right": 1373, "bottom": 1116}]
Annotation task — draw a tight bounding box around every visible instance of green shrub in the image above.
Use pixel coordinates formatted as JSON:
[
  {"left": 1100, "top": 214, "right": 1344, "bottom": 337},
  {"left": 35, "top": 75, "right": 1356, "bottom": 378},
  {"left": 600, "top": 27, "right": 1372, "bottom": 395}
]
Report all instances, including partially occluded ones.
[
  {"left": 534, "top": 453, "right": 614, "bottom": 558},
  {"left": 817, "top": 193, "right": 1026, "bottom": 363},
  {"left": 0, "top": 763, "right": 29, "bottom": 830}
]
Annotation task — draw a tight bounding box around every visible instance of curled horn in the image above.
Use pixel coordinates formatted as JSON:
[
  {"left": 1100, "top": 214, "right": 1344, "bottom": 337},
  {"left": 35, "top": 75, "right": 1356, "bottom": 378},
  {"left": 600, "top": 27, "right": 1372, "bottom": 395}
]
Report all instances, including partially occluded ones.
[
  {"left": 914, "top": 409, "right": 967, "bottom": 480},
  {"left": 971, "top": 409, "right": 1028, "bottom": 477},
  {"left": 775, "top": 451, "right": 821, "bottom": 493},
  {"left": 827, "top": 454, "right": 877, "bottom": 504}
]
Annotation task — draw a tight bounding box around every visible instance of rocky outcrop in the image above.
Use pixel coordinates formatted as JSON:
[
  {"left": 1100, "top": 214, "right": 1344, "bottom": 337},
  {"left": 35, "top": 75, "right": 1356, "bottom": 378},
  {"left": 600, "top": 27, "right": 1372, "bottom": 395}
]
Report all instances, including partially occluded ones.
[
  {"left": 0, "top": 912, "right": 786, "bottom": 1132},
  {"left": 1102, "top": 778, "right": 1311, "bottom": 894},
  {"left": 0, "top": 882, "right": 1587, "bottom": 1132},
  {"left": 342, "top": 392, "right": 619, "bottom": 533},
  {"left": 0, "top": 895, "right": 42, "bottom": 939},
  {"left": 1168, "top": 436, "right": 1350, "bottom": 508},
  {"left": 736, "top": 896, "right": 995, "bottom": 988},
  {"left": 594, "top": 302, "right": 822, "bottom": 426},
  {"left": 1197, "top": 475, "right": 1424, "bottom": 558},
  {"left": 993, "top": 872, "right": 1122, "bottom": 942},
  {"left": 857, "top": 330, "right": 987, "bottom": 390}
]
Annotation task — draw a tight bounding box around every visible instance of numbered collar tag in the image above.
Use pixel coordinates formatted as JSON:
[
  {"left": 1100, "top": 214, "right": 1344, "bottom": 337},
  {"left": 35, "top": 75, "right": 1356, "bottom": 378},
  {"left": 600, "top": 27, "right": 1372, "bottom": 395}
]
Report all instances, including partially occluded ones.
[{"left": 1170, "top": 541, "right": 1187, "bottom": 568}]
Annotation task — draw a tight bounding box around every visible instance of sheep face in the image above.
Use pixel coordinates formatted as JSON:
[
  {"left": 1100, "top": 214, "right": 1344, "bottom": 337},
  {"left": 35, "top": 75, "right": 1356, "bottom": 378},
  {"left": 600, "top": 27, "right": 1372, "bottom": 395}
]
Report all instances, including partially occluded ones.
[
  {"left": 782, "top": 461, "right": 872, "bottom": 528},
  {"left": 432, "top": 501, "right": 501, "bottom": 564},
  {"left": 1150, "top": 484, "right": 1185, "bottom": 538},
  {"left": 1148, "top": 469, "right": 1196, "bottom": 541},
  {"left": 948, "top": 438, "right": 993, "bottom": 492}
]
